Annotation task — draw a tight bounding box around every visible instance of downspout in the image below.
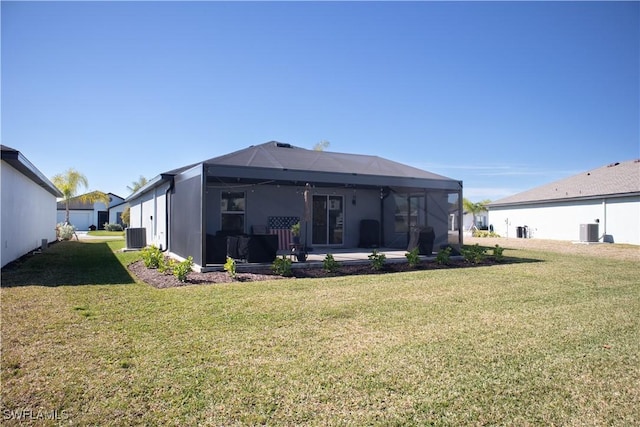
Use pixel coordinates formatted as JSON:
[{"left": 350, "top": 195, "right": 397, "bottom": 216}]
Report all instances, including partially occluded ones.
[
  {"left": 379, "top": 187, "right": 390, "bottom": 246},
  {"left": 163, "top": 179, "right": 174, "bottom": 252},
  {"left": 601, "top": 198, "right": 607, "bottom": 242},
  {"left": 458, "top": 182, "right": 464, "bottom": 247},
  {"left": 153, "top": 189, "right": 157, "bottom": 246}
]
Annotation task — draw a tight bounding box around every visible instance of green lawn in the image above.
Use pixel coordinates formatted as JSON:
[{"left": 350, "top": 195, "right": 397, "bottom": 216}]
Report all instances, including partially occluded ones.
[
  {"left": 1, "top": 240, "right": 638, "bottom": 425},
  {"left": 87, "top": 230, "right": 125, "bottom": 237}
]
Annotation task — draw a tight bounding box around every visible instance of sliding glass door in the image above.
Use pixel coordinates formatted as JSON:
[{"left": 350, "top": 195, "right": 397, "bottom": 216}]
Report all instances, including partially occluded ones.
[{"left": 312, "top": 195, "right": 344, "bottom": 245}]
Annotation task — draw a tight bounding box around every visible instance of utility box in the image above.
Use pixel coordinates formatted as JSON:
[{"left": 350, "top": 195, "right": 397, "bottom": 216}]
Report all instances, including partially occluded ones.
[
  {"left": 125, "top": 228, "right": 147, "bottom": 249},
  {"left": 579, "top": 224, "right": 599, "bottom": 243}
]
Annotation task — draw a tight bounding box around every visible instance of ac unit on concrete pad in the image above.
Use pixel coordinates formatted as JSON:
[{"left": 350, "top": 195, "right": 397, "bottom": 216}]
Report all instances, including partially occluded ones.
[
  {"left": 579, "top": 224, "right": 599, "bottom": 243},
  {"left": 125, "top": 228, "right": 147, "bottom": 249}
]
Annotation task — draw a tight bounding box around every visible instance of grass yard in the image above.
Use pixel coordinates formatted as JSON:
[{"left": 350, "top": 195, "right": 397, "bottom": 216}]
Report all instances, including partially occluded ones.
[
  {"left": 1, "top": 240, "right": 639, "bottom": 425},
  {"left": 87, "top": 230, "right": 125, "bottom": 237}
]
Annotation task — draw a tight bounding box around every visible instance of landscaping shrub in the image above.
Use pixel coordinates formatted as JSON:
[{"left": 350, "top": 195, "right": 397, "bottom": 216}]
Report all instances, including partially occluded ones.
[
  {"left": 492, "top": 244, "right": 505, "bottom": 262},
  {"left": 103, "top": 223, "right": 123, "bottom": 232},
  {"left": 271, "top": 256, "right": 292, "bottom": 277},
  {"left": 173, "top": 256, "right": 194, "bottom": 283},
  {"left": 368, "top": 250, "right": 386, "bottom": 271},
  {"left": 56, "top": 223, "right": 76, "bottom": 240},
  {"left": 141, "top": 245, "right": 164, "bottom": 269},
  {"left": 224, "top": 256, "right": 237, "bottom": 279},
  {"left": 461, "top": 244, "right": 486, "bottom": 264},
  {"left": 158, "top": 258, "right": 173, "bottom": 274},
  {"left": 435, "top": 246, "right": 452, "bottom": 265},
  {"left": 472, "top": 230, "right": 501, "bottom": 238},
  {"left": 323, "top": 254, "right": 339, "bottom": 273},
  {"left": 405, "top": 247, "right": 421, "bottom": 268}
]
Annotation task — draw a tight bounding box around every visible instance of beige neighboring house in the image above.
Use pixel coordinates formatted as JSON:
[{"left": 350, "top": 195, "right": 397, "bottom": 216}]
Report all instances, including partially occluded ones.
[
  {"left": 56, "top": 193, "right": 126, "bottom": 231},
  {"left": 488, "top": 159, "right": 640, "bottom": 245},
  {"left": 1, "top": 145, "right": 63, "bottom": 267}
]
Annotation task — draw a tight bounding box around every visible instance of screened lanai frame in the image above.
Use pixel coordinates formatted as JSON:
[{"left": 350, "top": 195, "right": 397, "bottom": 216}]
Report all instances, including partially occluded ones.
[{"left": 129, "top": 142, "right": 463, "bottom": 270}]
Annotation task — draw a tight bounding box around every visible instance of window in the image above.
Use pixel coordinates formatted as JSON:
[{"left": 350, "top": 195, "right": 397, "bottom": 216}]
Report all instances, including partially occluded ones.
[
  {"left": 221, "top": 192, "right": 245, "bottom": 233},
  {"left": 394, "top": 193, "right": 425, "bottom": 233}
]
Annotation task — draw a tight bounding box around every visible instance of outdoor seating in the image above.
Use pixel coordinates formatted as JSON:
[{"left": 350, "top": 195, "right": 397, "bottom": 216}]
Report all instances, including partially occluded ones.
[
  {"left": 407, "top": 226, "right": 435, "bottom": 255},
  {"left": 358, "top": 219, "right": 380, "bottom": 248},
  {"left": 206, "top": 232, "right": 277, "bottom": 264}
]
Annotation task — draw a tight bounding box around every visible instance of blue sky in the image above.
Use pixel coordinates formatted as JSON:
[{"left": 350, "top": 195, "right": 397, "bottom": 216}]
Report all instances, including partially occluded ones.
[{"left": 2, "top": 1, "right": 638, "bottom": 202}]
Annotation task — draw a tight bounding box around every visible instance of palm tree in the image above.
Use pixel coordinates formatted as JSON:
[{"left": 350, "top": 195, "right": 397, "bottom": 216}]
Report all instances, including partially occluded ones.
[
  {"left": 313, "top": 140, "right": 330, "bottom": 151},
  {"left": 463, "top": 198, "right": 491, "bottom": 230},
  {"left": 52, "top": 168, "right": 110, "bottom": 224},
  {"left": 127, "top": 176, "right": 148, "bottom": 194}
]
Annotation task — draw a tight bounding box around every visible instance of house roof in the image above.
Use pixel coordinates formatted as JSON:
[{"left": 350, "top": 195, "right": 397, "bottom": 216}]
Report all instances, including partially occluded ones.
[
  {"left": 1, "top": 145, "right": 63, "bottom": 197},
  {"left": 489, "top": 159, "right": 640, "bottom": 207},
  {"left": 200, "top": 141, "right": 453, "bottom": 181},
  {"left": 129, "top": 141, "right": 461, "bottom": 201}
]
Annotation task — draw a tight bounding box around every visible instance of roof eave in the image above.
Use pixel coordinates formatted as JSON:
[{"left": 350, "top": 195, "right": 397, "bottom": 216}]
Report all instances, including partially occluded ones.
[
  {"left": 488, "top": 191, "right": 640, "bottom": 208},
  {"left": 1, "top": 146, "right": 63, "bottom": 197},
  {"left": 124, "top": 173, "right": 175, "bottom": 202},
  {"left": 205, "top": 164, "right": 462, "bottom": 191}
]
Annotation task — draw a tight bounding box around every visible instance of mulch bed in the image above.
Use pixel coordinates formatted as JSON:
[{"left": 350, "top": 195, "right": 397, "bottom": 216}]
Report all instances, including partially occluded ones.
[{"left": 127, "top": 258, "right": 498, "bottom": 289}]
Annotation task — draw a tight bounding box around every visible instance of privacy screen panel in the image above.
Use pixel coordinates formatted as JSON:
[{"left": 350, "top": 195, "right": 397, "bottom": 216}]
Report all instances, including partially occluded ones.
[{"left": 170, "top": 165, "right": 204, "bottom": 266}]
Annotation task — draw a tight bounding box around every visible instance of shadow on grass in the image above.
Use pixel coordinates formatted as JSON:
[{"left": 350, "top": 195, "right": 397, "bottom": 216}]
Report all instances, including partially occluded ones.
[{"left": 1, "top": 240, "right": 135, "bottom": 287}]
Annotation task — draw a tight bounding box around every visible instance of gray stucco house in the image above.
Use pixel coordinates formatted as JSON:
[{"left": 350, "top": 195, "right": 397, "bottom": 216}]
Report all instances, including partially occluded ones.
[{"left": 126, "top": 141, "right": 463, "bottom": 270}]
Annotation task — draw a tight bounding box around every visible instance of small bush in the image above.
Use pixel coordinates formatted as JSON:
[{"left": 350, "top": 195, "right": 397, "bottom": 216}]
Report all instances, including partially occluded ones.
[
  {"left": 271, "top": 256, "right": 292, "bottom": 277},
  {"left": 492, "top": 244, "right": 505, "bottom": 262},
  {"left": 472, "top": 230, "right": 501, "bottom": 238},
  {"left": 224, "top": 256, "right": 237, "bottom": 279},
  {"left": 405, "top": 247, "right": 421, "bottom": 268},
  {"left": 435, "top": 246, "right": 452, "bottom": 265},
  {"left": 103, "top": 223, "right": 123, "bottom": 232},
  {"left": 158, "top": 258, "right": 173, "bottom": 274},
  {"left": 56, "top": 223, "right": 76, "bottom": 240},
  {"left": 323, "top": 254, "right": 339, "bottom": 273},
  {"left": 461, "top": 244, "right": 486, "bottom": 264},
  {"left": 368, "top": 250, "right": 386, "bottom": 271},
  {"left": 141, "top": 245, "right": 164, "bottom": 269},
  {"left": 173, "top": 256, "right": 193, "bottom": 283}
]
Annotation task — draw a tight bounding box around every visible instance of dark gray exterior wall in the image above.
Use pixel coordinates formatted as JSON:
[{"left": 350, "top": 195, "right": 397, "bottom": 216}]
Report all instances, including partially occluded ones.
[{"left": 170, "top": 165, "right": 205, "bottom": 266}]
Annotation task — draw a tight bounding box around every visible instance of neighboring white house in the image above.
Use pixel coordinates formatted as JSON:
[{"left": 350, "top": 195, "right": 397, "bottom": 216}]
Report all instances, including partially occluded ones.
[
  {"left": 463, "top": 211, "right": 488, "bottom": 232},
  {"left": 1, "top": 145, "right": 63, "bottom": 267},
  {"left": 487, "top": 159, "right": 640, "bottom": 245},
  {"left": 57, "top": 192, "right": 126, "bottom": 230}
]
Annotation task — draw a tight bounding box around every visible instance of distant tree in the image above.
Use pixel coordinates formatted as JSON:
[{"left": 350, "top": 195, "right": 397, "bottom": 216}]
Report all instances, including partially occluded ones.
[
  {"left": 52, "top": 168, "right": 110, "bottom": 224},
  {"left": 121, "top": 205, "right": 130, "bottom": 227},
  {"left": 463, "top": 198, "right": 491, "bottom": 229},
  {"left": 127, "top": 176, "right": 148, "bottom": 194},
  {"left": 313, "top": 140, "right": 330, "bottom": 151}
]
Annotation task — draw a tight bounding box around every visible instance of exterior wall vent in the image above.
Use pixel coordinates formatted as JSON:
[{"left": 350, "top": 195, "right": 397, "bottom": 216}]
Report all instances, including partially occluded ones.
[{"left": 126, "top": 227, "right": 147, "bottom": 249}]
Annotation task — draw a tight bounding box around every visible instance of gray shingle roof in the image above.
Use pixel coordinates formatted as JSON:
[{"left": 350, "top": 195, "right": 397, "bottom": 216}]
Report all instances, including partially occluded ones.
[
  {"left": 489, "top": 159, "right": 640, "bottom": 207},
  {"left": 128, "top": 141, "right": 462, "bottom": 202},
  {"left": 170, "top": 141, "right": 453, "bottom": 181}
]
